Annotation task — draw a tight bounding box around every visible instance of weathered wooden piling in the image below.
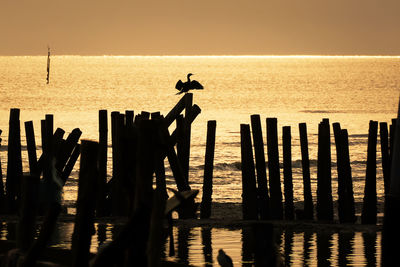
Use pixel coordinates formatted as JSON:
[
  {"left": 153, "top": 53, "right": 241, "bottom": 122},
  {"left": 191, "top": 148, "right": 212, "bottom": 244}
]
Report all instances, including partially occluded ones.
[
  {"left": 17, "top": 175, "right": 39, "bottom": 252},
  {"left": 382, "top": 100, "right": 400, "bottom": 266},
  {"left": 266, "top": 118, "right": 283, "bottom": 220},
  {"left": 111, "top": 111, "right": 128, "bottom": 216},
  {"left": 282, "top": 126, "right": 294, "bottom": 220},
  {"left": 298, "top": 123, "right": 313, "bottom": 220},
  {"left": 134, "top": 120, "right": 156, "bottom": 212},
  {"left": 333, "top": 122, "right": 346, "bottom": 222},
  {"left": 165, "top": 94, "right": 190, "bottom": 127},
  {"left": 6, "top": 108, "right": 23, "bottom": 213},
  {"left": 200, "top": 120, "right": 216, "bottom": 219},
  {"left": 55, "top": 128, "right": 81, "bottom": 172},
  {"left": 341, "top": 129, "right": 356, "bottom": 223},
  {"left": 97, "top": 110, "right": 108, "bottom": 217},
  {"left": 380, "top": 122, "right": 390, "bottom": 195},
  {"left": 42, "top": 114, "right": 54, "bottom": 185},
  {"left": 333, "top": 123, "right": 355, "bottom": 223},
  {"left": 316, "top": 119, "right": 333, "bottom": 221},
  {"left": 240, "top": 124, "right": 258, "bottom": 220},
  {"left": 61, "top": 143, "right": 81, "bottom": 183},
  {"left": 250, "top": 115, "right": 270, "bottom": 220},
  {"left": 361, "top": 120, "right": 378, "bottom": 224},
  {"left": 24, "top": 121, "right": 39, "bottom": 176},
  {"left": 71, "top": 140, "right": 99, "bottom": 266}
]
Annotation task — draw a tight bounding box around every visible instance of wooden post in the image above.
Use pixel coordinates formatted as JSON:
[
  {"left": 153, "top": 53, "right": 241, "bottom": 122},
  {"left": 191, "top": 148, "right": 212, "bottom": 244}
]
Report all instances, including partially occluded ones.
[
  {"left": 182, "top": 93, "right": 193, "bottom": 183},
  {"left": 282, "top": 126, "right": 294, "bottom": 220},
  {"left": 133, "top": 120, "right": 155, "bottom": 212},
  {"left": 341, "top": 129, "right": 356, "bottom": 223},
  {"left": 55, "top": 128, "right": 82, "bottom": 172},
  {"left": 165, "top": 94, "right": 189, "bottom": 127},
  {"left": 111, "top": 111, "right": 127, "bottom": 216},
  {"left": 240, "top": 124, "right": 258, "bottom": 220},
  {"left": 25, "top": 121, "right": 39, "bottom": 176},
  {"left": 382, "top": 99, "right": 400, "bottom": 266},
  {"left": 299, "top": 123, "right": 313, "bottom": 220},
  {"left": 266, "top": 118, "right": 283, "bottom": 220},
  {"left": 361, "top": 120, "right": 378, "bottom": 224},
  {"left": 316, "top": 119, "right": 333, "bottom": 221},
  {"left": 61, "top": 144, "right": 81, "bottom": 184},
  {"left": 200, "top": 120, "right": 216, "bottom": 219},
  {"left": 97, "top": 110, "right": 108, "bottom": 217},
  {"left": 333, "top": 122, "right": 346, "bottom": 223},
  {"left": 42, "top": 114, "right": 54, "bottom": 184},
  {"left": 176, "top": 114, "right": 186, "bottom": 182},
  {"left": 250, "top": 115, "right": 270, "bottom": 220},
  {"left": 380, "top": 122, "right": 390, "bottom": 196},
  {"left": 6, "top": 108, "right": 23, "bottom": 214},
  {"left": 17, "top": 175, "right": 39, "bottom": 252},
  {"left": 71, "top": 140, "right": 99, "bottom": 266}
]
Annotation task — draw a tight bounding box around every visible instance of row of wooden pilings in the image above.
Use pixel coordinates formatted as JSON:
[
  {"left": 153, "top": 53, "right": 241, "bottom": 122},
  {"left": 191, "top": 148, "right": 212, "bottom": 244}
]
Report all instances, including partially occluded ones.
[
  {"left": 0, "top": 93, "right": 221, "bottom": 265},
  {"left": 240, "top": 115, "right": 396, "bottom": 224}
]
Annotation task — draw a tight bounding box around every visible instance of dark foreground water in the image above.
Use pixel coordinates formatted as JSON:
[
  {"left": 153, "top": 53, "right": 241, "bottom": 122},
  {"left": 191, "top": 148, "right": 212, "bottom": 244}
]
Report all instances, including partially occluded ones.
[{"left": 0, "top": 221, "right": 381, "bottom": 266}]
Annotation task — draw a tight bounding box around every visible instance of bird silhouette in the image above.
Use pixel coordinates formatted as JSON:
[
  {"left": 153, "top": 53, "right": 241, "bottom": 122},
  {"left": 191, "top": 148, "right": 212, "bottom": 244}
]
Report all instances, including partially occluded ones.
[
  {"left": 175, "top": 73, "right": 203, "bottom": 94},
  {"left": 217, "top": 249, "right": 233, "bottom": 267}
]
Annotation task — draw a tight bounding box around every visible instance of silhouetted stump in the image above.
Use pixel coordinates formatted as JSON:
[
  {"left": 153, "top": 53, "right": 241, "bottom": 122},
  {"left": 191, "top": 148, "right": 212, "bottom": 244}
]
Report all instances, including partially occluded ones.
[
  {"left": 299, "top": 123, "right": 313, "bottom": 220},
  {"left": 240, "top": 124, "right": 258, "bottom": 220},
  {"left": 380, "top": 122, "right": 390, "bottom": 195},
  {"left": 266, "top": 118, "right": 283, "bottom": 220},
  {"left": 200, "top": 120, "right": 216, "bottom": 219},
  {"left": 71, "top": 140, "right": 99, "bottom": 266},
  {"left": 250, "top": 114, "right": 270, "bottom": 220},
  {"left": 6, "top": 108, "right": 23, "bottom": 214},
  {"left": 97, "top": 110, "right": 108, "bottom": 217},
  {"left": 282, "top": 126, "right": 294, "bottom": 220},
  {"left": 316, "top": 119, "right": 333, "bottom": 221},
  {"left": 361, "top": 120, "right": 378, "bottom": 224}
]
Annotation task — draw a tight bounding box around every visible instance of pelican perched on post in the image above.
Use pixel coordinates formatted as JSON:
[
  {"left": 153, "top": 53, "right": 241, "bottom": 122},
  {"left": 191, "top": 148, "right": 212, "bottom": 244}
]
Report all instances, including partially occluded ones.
[{"left": 175, "top": 73, "right": 203, "bottom": 94}]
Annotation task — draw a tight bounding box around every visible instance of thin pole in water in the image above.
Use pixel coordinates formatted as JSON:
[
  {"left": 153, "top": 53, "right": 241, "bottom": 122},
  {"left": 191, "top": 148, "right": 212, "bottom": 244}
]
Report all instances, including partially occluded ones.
[{"left": 46, "top": 46, "right": 50, "bottom": 84}]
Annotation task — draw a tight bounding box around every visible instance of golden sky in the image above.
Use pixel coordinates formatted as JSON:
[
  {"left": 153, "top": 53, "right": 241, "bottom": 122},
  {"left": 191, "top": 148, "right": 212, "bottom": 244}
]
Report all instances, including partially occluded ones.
[{"left": 1, "top": 0, "right": 399, "bottom": 55}]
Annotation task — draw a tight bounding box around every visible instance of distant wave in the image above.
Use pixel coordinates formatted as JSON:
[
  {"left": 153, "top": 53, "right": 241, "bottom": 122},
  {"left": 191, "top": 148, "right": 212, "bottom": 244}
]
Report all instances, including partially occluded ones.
[{"left": 300, "top": 110, "right": 336, "bottom": 114}]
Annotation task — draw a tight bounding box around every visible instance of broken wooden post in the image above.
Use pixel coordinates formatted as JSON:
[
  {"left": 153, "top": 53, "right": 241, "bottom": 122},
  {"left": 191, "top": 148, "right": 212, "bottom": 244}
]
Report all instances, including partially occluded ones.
[
  {"left": 165, "top": 94, "right": 189, "bottom": 127},
  {"left": 266, "top": 118, "right": 283, "bottom": 220},
  {"left": 316, "top": 119, "right": 333, "bottom": 221},
  {"left": 341, "top": 129, "right": 356, "bottom": 223},
  {"left": 299, "top": 123, "right": 313, "bottom": 220},
  {"left": 17, "top": 175, "right": 39, "bottom": 252},
  {"left": 333, "top": 122, "right": 346, "bottom": 222},
  {"left": 361, "top": 120, "right": 378, "bottom": 224},
  {"left": 250, "top": 114, "right": 270, "bottom": 220},
  {"left": 240, "top": 124, "right": 258, "bottom": 220},
  {"left": 60, "top": 144, "right": 80, "bottom": 184},
  {"left": 380, "top": 122, "right": 390, "bottom": 196},
  {"left": 111, "top": 111, "right": 128, "bottom": 216},
  {"left": 6, "top": 108, "right": 23, "bottom": 214},
  {"left": 25, "top": 121, "right": 39, "bottom": 176},
  {"left": 71, "top": 140, "right": 99, "bottom": 266},
  {"left": 282, "top": 126, "right": 294, "bottom": 220},
  {"left": 200, "top": 120, "right": 216, "bottom": 219},
  {"left": 97, "top": 110, "right": 108, "bottom": 217}
]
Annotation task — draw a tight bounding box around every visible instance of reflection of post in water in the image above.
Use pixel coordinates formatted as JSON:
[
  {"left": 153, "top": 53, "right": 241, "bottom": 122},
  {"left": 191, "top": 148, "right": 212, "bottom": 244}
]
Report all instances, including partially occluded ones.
[
  {"left": 177, "top": 226, "right": 191, "bottom": 265},
  {"left": 242, "top": 227, "right": 254, "bottom": 267},
  {"left": 338, "top": 231, "right": 354, "bottom": 267},
  {"left": 97, "top": 223, "right": 107, "bottom": 247},
  {"left": 201, "top": 227, "right": 213, "bottom": 266},
  {"left": 303, "top": 231, "right": 313, "bottom": 266},
  {"left": 317, "top": 231, "right": 332, "bottom": 267},
  {"left": 363, "top": 232, "right": 377, "bottom": 267},
  {"left": 6, "top": 222, "right": 16, "bottom": 241},
  {"left": 284, "top": 229, "right": 294, "bottom": 267}
]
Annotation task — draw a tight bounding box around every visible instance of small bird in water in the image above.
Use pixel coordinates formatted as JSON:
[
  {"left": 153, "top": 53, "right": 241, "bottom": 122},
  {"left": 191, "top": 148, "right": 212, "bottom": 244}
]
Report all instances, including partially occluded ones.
[
  {"left": 217, "top": 249, "right": 233, "bottom": 267},
  {"left": 175, "top": 73, "right": 203, "bottom": 94}
]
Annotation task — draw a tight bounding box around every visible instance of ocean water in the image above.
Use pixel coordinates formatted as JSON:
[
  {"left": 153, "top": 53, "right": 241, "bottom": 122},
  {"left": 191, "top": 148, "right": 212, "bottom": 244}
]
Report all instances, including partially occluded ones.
[{"left": 0, "top": 56, "right": 399, "bottom": 265}]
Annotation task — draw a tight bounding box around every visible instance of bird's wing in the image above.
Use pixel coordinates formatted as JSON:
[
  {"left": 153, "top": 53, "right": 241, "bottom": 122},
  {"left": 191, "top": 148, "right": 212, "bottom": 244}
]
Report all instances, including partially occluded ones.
[
  {"left": 191, "top": 80, "right": 204, "bottom": 89},
  {"left": 175, "top": 80, "right": 183, "bottom": 90}
]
